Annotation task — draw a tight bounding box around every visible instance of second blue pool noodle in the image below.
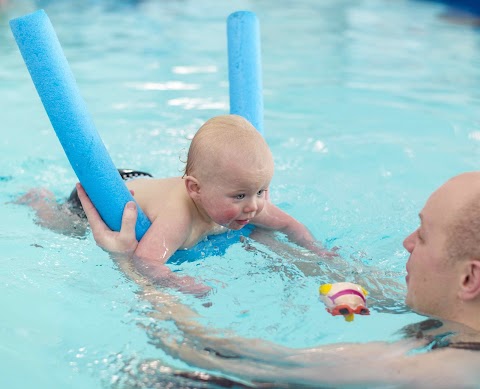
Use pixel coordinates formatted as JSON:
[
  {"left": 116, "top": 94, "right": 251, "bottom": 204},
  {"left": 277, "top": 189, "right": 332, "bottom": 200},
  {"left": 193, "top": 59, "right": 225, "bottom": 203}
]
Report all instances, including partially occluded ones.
[
  {"left": 227, "top": 11, "right": 264, "bottom": 135},
  {"left": 10, "top": 9, "right": 151, "bottom": 240}
]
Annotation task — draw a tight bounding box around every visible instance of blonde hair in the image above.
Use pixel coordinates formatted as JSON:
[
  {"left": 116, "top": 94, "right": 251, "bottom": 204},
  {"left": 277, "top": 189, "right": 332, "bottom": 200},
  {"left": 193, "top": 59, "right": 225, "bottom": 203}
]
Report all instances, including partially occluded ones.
[{"left": 184, "top": 114, "right": 270, "bottom": 178}]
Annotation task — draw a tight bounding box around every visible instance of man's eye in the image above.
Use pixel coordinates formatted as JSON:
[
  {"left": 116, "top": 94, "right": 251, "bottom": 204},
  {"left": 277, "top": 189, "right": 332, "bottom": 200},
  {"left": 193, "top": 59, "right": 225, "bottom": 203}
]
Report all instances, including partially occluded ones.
[
  {"left": 235, "top": 194, "right": 245, "bottom": 200},
  {"left": 417, "top": 230, "right": 424, "bottom": 243}
]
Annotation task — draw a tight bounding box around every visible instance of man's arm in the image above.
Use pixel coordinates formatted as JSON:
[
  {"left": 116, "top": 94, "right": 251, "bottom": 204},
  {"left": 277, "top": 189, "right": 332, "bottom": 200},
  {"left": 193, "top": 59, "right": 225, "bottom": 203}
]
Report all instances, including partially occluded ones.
[
  {"left": 153, "top": 321, "right": 477, "bottom": 388},
  {"left": 77, "top": 184, "right": 210, "bottom": 296}
]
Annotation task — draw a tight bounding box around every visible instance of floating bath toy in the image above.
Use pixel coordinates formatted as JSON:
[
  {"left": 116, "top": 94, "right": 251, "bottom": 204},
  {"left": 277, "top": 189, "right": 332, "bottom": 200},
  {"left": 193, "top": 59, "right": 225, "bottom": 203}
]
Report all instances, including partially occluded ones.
[{"left": 319, "top": 282, "right": 370, "bottom": 322}]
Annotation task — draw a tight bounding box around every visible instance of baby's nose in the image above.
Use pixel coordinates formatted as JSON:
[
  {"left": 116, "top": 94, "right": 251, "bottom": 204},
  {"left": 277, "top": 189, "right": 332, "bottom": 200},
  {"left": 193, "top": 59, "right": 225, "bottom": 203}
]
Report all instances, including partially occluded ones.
[{"left": 244, "top": 199, "right": 258, "bottom": 213}]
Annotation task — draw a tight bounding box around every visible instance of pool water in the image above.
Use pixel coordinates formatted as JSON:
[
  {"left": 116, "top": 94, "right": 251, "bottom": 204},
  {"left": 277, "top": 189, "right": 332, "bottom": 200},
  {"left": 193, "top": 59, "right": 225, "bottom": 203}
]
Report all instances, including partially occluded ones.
[{"left": 2, "top": 0, "right": 480, "bottom": 387}]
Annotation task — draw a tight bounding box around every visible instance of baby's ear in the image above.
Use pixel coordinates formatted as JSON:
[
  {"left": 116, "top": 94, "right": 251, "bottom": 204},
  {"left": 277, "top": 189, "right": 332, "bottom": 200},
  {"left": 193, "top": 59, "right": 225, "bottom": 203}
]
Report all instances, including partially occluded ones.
[
  {"left": 184, "top": 175, "right": 201, "bottom": 197},
  {"left": 459, "top": 260, "right": 480, "bottom": 301}
]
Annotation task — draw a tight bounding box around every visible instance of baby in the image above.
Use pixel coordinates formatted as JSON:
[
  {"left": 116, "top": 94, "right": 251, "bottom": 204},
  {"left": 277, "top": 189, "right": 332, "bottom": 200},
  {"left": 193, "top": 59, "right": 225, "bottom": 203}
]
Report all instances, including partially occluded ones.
[{"left": 21, "top": 115, "right": 336, "bottom": 293}]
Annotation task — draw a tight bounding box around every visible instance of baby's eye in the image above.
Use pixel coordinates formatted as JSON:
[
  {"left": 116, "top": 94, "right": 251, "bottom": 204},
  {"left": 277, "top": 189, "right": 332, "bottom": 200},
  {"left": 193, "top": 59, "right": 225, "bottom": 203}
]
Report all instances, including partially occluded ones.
[
  {"left": 235, "top": 194, "right": 246, "bottom": 200},
  {"left": 257, "top": 189, "right": 266, "bottom": 196}
]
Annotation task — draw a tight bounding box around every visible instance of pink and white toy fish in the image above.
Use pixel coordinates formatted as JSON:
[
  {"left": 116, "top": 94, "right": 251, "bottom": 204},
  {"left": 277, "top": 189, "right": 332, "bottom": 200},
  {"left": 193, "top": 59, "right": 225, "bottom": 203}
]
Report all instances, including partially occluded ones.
[{"left": 319, "top": 282, "right": 370, "bottom": 322}]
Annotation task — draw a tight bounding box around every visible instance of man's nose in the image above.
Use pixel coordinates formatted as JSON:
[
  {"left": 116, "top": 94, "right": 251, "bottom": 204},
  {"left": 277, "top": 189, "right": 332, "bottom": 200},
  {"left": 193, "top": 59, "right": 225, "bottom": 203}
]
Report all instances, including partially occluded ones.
[{"left": 403, "top": 230, "right": 416, "bottom": 253}]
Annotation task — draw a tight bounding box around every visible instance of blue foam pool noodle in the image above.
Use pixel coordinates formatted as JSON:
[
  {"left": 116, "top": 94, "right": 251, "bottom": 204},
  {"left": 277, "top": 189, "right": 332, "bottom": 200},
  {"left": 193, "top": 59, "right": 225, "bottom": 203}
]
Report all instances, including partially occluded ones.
[
  {"left": 9, "top": 9, "right": 151, "bottom": 240},
  {"left": 227, "top": 11, "right": 264, "bottom": 135}
]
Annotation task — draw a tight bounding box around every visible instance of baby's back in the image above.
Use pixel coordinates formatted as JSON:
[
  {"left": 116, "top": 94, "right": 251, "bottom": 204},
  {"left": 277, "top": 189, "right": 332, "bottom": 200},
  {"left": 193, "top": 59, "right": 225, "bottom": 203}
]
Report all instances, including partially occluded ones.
[{"left": 126, "top": 176, "right": 188, "bottom": 222}]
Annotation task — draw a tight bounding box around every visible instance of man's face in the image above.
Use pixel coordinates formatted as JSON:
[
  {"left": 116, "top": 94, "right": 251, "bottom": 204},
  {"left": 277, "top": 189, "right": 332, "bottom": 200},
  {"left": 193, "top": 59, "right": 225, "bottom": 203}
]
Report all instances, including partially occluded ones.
[{"left": 402, "top": 181, "right": 461, "bottom": 317}]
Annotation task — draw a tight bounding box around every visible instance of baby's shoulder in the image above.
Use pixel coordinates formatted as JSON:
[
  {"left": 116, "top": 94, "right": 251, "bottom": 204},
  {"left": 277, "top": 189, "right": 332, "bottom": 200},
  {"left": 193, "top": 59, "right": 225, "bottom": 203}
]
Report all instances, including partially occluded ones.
[
  {"left": 128, "top": 176, "right": 189, "bottom": 214},
  {"left": 127, "top": 176, "right": 182, "bottom": 191}
]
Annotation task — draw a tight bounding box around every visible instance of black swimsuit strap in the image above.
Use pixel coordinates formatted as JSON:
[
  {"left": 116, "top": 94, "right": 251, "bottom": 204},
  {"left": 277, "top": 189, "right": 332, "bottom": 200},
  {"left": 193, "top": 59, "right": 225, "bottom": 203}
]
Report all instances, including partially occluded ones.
[
  {"left": 66, "top": 169, "right": 153, "bottom": 215},
  {"left": 400, "top": 319, "right": 480, "bottom": 353},
  {"left": 444, "top": 341, "right": 480, "bottom": 351},
  {"left": 117, "top": 169, "right": 153, "bottom": 180}
]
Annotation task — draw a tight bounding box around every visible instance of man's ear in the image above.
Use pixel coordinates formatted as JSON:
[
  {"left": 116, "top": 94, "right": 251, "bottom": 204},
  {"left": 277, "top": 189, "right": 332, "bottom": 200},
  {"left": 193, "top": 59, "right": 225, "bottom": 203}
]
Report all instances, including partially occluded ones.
[
  {"left": 184, "top": 175, "right": 200, "bottom": 198},
  {"left": 459, "top": 260, "right": 480, "bottom": 301}
]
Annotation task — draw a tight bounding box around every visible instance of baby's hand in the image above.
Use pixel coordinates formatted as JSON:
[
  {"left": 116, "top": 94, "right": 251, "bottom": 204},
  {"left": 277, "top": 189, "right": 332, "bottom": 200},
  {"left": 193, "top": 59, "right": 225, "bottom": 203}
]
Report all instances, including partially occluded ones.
[
  {"left": 77, "top": 183, "right": 138, "bottom": 255},
  {"left": 309, "top": 243, "right": 340, "bottom": 259},
  {"left": 133, "top": 258, "right": 211, "bottom": 297},
  {"left": 160, "top": 272, "right": 212, "bottom": 297}
]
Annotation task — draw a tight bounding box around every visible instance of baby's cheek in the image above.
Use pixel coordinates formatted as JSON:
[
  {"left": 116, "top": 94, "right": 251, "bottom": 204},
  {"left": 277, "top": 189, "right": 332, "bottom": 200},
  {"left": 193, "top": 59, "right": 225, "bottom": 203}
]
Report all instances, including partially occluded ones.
[
  {"left": 210, "top": 203, "right": 237, "bottom": 224},
  {"left": 257, "top": 201, "right": 266, "bottom": 214},
  {"left": 221, "top": 208, "right": 239, "bottom": 221}
]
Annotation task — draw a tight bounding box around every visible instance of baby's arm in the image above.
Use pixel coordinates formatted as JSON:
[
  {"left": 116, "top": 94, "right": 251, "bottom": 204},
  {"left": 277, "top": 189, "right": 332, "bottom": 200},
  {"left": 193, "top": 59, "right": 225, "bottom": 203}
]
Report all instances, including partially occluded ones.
[
  {"left": 251, "top": 202, "right": 337, "bottom": 257},
  {"left": 77, "top": 184, "right": 209, "bottom": 296}
]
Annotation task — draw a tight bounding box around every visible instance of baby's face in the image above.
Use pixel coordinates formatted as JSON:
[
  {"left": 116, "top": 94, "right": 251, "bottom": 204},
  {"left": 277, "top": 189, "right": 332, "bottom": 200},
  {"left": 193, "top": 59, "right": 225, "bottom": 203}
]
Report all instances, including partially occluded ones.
[{"left": 198, "top": 152, "right": 274, "bottom": 229}]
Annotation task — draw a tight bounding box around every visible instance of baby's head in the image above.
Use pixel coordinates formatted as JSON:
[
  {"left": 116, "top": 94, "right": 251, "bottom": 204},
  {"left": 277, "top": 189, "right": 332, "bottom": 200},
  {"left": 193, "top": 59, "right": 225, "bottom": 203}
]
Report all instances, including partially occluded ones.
[
  {"left": 184, "top": 115, "right": 274, "bottom": 229},
  {"left": 184, "top": 114, "right": 274, "bottom": 182}
]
